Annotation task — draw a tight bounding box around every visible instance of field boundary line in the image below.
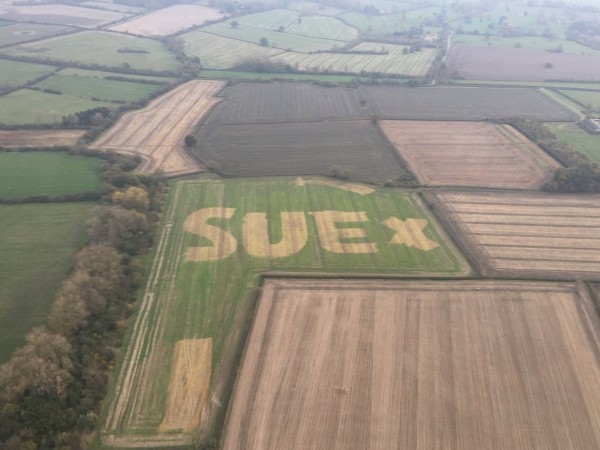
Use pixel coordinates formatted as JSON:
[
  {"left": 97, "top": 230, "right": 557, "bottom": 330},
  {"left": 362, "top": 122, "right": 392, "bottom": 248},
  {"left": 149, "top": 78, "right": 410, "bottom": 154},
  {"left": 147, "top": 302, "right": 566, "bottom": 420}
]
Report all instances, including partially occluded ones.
[{"left": 540, "top": 87, "right": 584, "bottom": 120}]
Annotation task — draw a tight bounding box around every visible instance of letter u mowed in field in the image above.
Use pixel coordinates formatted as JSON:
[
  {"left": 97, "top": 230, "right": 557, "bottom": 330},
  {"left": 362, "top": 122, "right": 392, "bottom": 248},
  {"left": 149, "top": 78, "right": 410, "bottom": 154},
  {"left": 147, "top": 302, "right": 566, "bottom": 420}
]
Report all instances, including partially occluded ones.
[{"left": 101, "top": 178, "right": 470, "bottom": 448}]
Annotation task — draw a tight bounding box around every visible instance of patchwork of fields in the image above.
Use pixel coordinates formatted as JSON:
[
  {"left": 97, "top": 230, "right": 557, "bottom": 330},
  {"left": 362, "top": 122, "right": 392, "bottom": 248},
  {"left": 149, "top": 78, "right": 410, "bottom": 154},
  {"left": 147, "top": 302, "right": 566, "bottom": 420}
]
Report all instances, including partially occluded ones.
[
  {"left": 381, "top": 121, "right": 559, "bottom": 188},
  {"left": 92, "top": 79, "right": 224, "bottom": 176},
  {"left": 101, "top": 178, "right": 468, "bottom": 447},
  {"left": 225, "top": 278, "right": 600, "bottom": 450},
  {"left": 0, "top": 3, "right": 129, "bottom": 27},
  {"left": 427, "top": 190, "right": 600, "bottom": 280}
]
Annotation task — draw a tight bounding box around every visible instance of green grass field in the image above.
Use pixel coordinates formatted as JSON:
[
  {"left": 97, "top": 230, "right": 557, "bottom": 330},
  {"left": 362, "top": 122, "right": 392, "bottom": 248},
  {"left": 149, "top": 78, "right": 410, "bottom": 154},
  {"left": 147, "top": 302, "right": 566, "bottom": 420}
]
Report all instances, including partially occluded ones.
[
  {"left": 453, "top": 79, "right": 600, "bottom": 90},
  {"left": 339, "top": 7, "right": 441, "bottom": 33},
  {"left": 276, "top": 43, "right": 437, "bottom": 76},
  {"left": 234, "top": 9, "right": 299, "bottom": 29},
  {"left": 452, "top": 34, "right": 599, "bottom": 54},
  {"left": 101, "top": 177, "right": 470, "bottom": 447},
  {"left": 0, "top": 202, "right": 95, "bottom": 363},
  {"left": 285, "top": 15, "right": 358, "bottom": 40},
  {"left": 0, "top": 152, "right": 101, "bottom": 198},
  {"left": 3, "top": 31, "right": 180, "bottom": 72},
  {"left": 0, "top": 89, "right": 114, "bottom": 125},
  {"left": 0, "top": 58, "right": 56, "bottom": 90},
  {"left": 34, "top": 72, "right": 164, "bottom": 102},
  {"left": 0, "top": 23, "right": 75, "bottom": 47},
  {"left": 558, "top": 90, "right": 600, "bottom": 113},
  {"left": 182, "top": 31, "right": 281, "bottom": 68},
  {"left": 58, "top": 67, "right": 178, "bottom": 83},
  {"left": 201, "top": 22, "right": 344, "bottom": 52},
  {"left": 546, "top": 122, "right": 600, "bottom": 164}
]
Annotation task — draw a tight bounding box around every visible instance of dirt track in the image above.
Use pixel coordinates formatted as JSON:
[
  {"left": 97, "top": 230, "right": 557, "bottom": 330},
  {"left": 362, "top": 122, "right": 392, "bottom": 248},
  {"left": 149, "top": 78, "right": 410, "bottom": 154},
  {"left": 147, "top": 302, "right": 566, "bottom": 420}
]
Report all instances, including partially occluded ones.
[
  {"left": 223, "top": 278, "right": 600, "bottom": 450},
  {"left": 92, "top": 80, "right": 224, "bottom": 177},
  {"left": 381, "top": 121, "right": 559, "bottom": 189}
]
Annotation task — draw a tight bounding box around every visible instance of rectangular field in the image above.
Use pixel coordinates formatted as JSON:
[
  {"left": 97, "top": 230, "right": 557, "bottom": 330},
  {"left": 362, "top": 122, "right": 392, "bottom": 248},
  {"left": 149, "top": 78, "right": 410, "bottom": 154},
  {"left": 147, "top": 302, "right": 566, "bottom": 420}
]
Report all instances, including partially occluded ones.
[
  {"left": 0, "top": 59, "right": 56, "bottom": 91},
  {"left": 108, "top": 5, "right": 227, "bottom": 36},
  {"left": 0, "top": 23, "right": 75, "bottom": 47},
  {"left": 359, "top": 86, "right": 578, "bottom": 121},
  {"left": 447, "top": 44, "right": 600, "bottom": 82},
  {"left": 193, "top": 120, "right": 404, "bottom": 183},
  {"left": 205, "top": 82, "right": 365, "bottom": 125},
  {"left": 0, "top": 129, "right": 85, "bottom": 148},
  {"left": 0, "top": 151, "right": 101, "bottom": 198},
  {"left": 275, "top": 43, "right": 436, "bottom": 76},
  {"left": 0, "top": 3, "right": 128, "bottom": 27},
  {"left": 381, "top": 121, "right": 559, "bottom": 189},
  {"left": 427, "top": 190, "right": 600, "bottom": 280},
  {"left": 92, "top": 80, "right": 224, "bottom": 176},
  {"left": 224, "top": 278, "right": 600, "bottom": 450},
  {"left": 3, "top": 31, "right": 180, "bottom": 72},
  {"left": 101, "top": 178, "right": 469, "bottom": 448},
  {"left": 0, "top": 202, "right": 95, "bottom": 363},
  {"left": 546, "top": 122, "right": 600, "bottom": 164},
  {"left": 0, "top": 89, "right": 114, "bottom": 126}
]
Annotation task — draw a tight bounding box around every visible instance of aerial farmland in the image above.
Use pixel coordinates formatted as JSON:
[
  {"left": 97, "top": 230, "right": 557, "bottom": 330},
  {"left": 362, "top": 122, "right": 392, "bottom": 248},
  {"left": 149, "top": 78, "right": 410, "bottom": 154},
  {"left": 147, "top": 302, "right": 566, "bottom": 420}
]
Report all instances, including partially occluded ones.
[{"left": 1, "top": 0, "right": 600, "bottom": 449}]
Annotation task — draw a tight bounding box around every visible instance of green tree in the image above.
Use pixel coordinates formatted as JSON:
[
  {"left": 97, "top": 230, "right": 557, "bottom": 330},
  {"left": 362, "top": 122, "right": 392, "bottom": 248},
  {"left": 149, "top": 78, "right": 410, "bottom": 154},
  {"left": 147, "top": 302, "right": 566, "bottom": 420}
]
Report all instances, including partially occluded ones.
[{"left": 260, "top": 37, "right": 269, "bottom": 46}]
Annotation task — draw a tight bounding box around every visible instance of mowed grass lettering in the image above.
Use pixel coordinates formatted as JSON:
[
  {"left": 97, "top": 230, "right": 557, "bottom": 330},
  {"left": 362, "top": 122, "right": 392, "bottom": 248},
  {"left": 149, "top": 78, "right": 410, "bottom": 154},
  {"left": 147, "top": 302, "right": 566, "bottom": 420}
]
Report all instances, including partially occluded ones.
[{"left": 183, "top": 208, "right": 439, "bottom": 260}]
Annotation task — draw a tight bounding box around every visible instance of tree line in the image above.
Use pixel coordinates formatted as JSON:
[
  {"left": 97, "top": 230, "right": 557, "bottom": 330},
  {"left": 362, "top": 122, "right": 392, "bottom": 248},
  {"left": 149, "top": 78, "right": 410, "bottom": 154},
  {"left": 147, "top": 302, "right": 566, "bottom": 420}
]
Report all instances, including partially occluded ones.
[{"left": 0, "top": 150, "right": 167, "bottom": 449}]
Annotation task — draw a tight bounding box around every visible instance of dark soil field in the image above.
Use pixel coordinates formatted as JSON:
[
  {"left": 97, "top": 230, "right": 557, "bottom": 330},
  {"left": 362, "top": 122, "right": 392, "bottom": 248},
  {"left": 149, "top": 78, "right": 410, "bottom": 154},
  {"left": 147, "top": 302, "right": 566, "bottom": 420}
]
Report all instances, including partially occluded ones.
[
  {"left": 205, "top": 83, "right": 366, "bottom": 125},
  {"left": 359, "top": 86, "right": 577, "bottom": 121},
  {"left": 426, "top": 190, "right": 600, "bottom": 280},
  {"left": 193, "top": 120, "right": 403, "bottom": 182},
  {"left": 448, "top": 44, "right": 600, "bottom": 82}
]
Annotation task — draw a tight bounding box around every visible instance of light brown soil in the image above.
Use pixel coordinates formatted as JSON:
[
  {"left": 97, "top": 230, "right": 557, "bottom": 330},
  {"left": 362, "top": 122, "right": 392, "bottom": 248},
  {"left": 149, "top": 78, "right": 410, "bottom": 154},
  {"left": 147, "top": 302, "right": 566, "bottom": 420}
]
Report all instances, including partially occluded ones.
[
  {"left": 243, "top": 212, "right": 308, "bottom": 258},
  {"left": 223, "top": 278, "right": 600, "bottom": 450},
  {"left": 92, "top": 80, "right": 225, "bottom": 177},
  {"left": 381, "top": 121, "right": 559, "bottom": 189},
  {"left": 310, "top": 211, "right": 377, "bottom": 254},
  {"left": 427, "top": 190, "right": 600, "bottom": 280},
  {"left": 184, "top": 207, "right": 237, "bottom": 261},
  {"left": 159, "top": 338, "right": 212, "bottom": 432},
  {"left": 381, "top": 217, "right": 439, "bottom": 251},
  {"left": 0, "top": 129, "right": 85, "bottom": 147},
  {"left": 108, "top": 5, "right": 226, "bottom": 36},
  {"left": 295, "top": 177, "right": 376, "bottom": 195}
]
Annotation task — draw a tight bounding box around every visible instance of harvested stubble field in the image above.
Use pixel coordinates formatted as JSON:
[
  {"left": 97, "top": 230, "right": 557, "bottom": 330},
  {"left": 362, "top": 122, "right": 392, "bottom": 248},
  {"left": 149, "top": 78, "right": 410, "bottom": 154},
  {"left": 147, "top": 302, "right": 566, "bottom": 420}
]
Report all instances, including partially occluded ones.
[
  {"left": 0, "top": 129, "right": 85, "bottom": 148},
  {"left": 0, "top": 3, "right": 129, "bottom": 27},
  {"left": 381, "top": 121, "right": 559, "bottom": 189},
  {"left": 193, "top": 120, "right": 404, "bottom": 183},
  {"left": 224, "top": 278, "right": 600, "bottom": 450},
  {"left": 205, "top": 82, "right": 365, "bottom": 125},
  {"left": 447, "top": 44, "right": 600, "bottom": 82},
  {"left": 101, "top": 178, "right": 468, "bottom": 448},
  {"left": 92, "top": 79, "right": 225, "bottom": 177},
  {"left": 108, "top": 5, "right": 227, "bottom": 36},
  {"left": 359, "top": 86, "right": 578, "bottom": 121},
  {"left": 427, "top": 190, "right": 600, "bottom": 280}
]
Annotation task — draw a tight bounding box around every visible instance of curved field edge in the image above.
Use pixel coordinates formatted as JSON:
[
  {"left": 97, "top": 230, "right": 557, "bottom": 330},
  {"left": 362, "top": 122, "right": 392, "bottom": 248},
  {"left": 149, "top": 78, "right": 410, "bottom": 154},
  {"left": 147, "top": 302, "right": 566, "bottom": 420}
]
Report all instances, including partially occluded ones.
[{"left": 97, "top": 177, "right": 471, "bottom": 448}]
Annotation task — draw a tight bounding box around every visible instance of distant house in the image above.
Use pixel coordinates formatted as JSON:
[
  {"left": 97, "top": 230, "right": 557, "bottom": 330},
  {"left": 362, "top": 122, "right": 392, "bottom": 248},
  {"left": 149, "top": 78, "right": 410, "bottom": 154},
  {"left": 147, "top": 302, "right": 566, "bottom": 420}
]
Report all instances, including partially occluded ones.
[{"left": 578, "top": 118, "right": 600, "bottom": 135}]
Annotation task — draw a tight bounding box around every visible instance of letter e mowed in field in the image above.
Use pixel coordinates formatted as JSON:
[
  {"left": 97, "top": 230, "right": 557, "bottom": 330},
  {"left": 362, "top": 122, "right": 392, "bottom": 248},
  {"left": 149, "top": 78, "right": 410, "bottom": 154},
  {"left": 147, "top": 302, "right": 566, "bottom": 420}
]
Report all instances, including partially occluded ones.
[{"left": 183, "top": 208, "right": 438, "bottom": 261}]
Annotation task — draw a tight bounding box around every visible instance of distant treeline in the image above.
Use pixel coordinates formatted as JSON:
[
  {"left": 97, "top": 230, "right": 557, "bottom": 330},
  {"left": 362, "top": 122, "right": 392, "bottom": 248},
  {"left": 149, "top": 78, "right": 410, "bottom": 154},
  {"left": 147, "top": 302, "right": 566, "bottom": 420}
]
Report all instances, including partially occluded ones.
[{"left": 0, "top": 150, "right": 167, "bottom": 449}]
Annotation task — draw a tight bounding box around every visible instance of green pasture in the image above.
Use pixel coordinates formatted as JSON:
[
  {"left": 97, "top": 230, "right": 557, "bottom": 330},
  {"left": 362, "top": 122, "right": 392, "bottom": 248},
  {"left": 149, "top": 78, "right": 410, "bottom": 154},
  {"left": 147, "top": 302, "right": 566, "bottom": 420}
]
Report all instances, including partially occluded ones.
[
  {"left": 452, "top": 34, "right": 599, "bottom": 54},
  {"left": 58, "top": 67, "right": 178, "bottom": 83},
  {"left": 0, "top": 89, "right": 114, "bottom": 125},
  {"left": 0, "top": 152, "right": 101, "bottom": 198},
  {"left": 182, "top": 31, "right": 281, "bottom": 68},
  {"left": 277, "top": 43, "right": 437, "bottom": 76},
  {"left": 546, "top": 122, "right": 600, "bottom": 164},
  {"left": 0, "top": 202, "right": 95, "bottom": 363},
  {"left": 558, "top": 90, "right": 600, "bottom": 113},
  {"left": 201, "top": 22, "right": 344, "bottom": 52},
  {"left": 0, "top": 23, "right": 75, "bottom": 47},
  {"left": 102, "top": 177, "right": 470, "bottom": 444},
  {"left": 284, "top": 15, "right": 358, "bottom": 41},
  {"left": 3, "top": 31, "right": 180, "bottom": 72},
  {"left": 0, "top": 58, "right": 56, "bottom": 90},
  {"left": 34, "top": 73, "right": 164, "bottom": 102},
  {"left": 339, "top": 8, "right": 441, "bottom": 33},
  {"left": 234, "top": 9, "right": 299, "bottom": 29},
  {"left": 452, "top": 79, "right": 600, "bottom": 90}
]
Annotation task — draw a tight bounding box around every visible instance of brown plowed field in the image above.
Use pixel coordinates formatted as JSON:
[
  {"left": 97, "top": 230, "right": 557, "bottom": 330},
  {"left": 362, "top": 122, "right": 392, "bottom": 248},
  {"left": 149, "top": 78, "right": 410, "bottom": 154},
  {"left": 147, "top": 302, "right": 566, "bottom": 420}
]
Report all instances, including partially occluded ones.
[
  {"left": 92, "top": 80, "right": 224, "bottom": 177},
  {"left": 0, "top": 129, "right": 85, "bottom": 148},
  {"left": 381, "top": 121, "right": 559, "bottom": 189},
  {"left": 223, "top": 278, "right": 600, "bottom": 450},
  {"left": 427, "top": 190, "right": 600, "bottom": 280}
]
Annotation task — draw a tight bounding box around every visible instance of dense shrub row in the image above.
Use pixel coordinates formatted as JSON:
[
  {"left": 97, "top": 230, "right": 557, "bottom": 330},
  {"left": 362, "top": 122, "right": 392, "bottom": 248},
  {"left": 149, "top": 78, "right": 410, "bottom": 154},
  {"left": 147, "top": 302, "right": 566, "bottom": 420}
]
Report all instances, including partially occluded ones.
[{"left": 0, "top": 151, "right": 166, "bottom": 449}]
